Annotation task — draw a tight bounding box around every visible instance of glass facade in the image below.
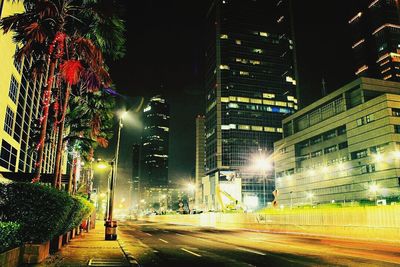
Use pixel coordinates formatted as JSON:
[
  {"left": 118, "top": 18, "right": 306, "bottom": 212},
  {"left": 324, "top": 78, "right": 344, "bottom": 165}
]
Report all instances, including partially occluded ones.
[
  {"left": 205, "top": 0, "right": 296, "bottom": 206},
  {"left": 141, "top": 95, "right": 170, "bottom": 188}
]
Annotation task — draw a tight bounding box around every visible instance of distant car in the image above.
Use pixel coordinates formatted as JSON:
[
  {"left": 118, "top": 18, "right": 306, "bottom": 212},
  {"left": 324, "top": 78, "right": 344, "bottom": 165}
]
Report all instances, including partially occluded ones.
[{"left": 190, "top": 209, "right": 203, "bottom": 214}]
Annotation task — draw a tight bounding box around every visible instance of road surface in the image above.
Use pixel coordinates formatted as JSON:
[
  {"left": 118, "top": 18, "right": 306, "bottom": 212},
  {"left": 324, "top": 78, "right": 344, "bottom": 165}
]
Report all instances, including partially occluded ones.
[{"left": 118, "top": 220, "right": 400, "bottom": 267}]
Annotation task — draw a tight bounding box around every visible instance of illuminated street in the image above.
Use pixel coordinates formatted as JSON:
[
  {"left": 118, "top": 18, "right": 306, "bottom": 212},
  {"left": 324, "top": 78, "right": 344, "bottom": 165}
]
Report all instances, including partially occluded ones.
[{"left": 118, "top": 220, "right": 400, "bottom": 267}]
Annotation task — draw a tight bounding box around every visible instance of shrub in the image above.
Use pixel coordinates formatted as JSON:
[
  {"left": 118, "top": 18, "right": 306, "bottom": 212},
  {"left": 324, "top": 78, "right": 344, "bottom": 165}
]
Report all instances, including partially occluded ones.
[
  {"left": 0, "top": 182, "right": 74, "bottom": 243},
  {"left": 0, "top": 222, "right": 21, "bottom": 253},
  {"left": 59, "top": 196, "right": 94, "bottom": 233}
]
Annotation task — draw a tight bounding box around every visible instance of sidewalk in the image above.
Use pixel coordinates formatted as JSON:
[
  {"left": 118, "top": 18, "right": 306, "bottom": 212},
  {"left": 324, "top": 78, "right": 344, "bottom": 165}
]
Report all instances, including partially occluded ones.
[{"left": 35, "top": 221, "right": 132, "bottom": 267}]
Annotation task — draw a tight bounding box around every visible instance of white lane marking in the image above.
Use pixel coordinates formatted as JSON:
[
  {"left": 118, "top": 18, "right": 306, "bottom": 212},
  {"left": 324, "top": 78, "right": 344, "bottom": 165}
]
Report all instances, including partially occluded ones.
[
  {"left": 144, "top": 232, "right": 152, "bottom": 236},
  {"left": 176, "top": 233, "right": 184, "bottom": 236},
  {"left": 181, "top": 248, "right": 202, "bottom": 257},
  {"left": 236, "top": 247, "right": 266, "bottom": 256},
  {"left": 159, "top": 238, "right": 169, "bottom": 243}
]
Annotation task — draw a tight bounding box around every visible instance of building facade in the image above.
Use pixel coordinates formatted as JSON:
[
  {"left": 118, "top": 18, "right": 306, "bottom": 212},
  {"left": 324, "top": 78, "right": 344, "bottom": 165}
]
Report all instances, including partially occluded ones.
[
  {"left": 274, "top": 78, "right": 400, "bottom": 206},
  {"left": 195, "top": 115, "right": 205, "bottom": 208},
  {"left": 140, "top": 95, "right": 170, "bottom": 189},
  {"left": 0, "top": 1, "right": 55, "bottom": 175},
  {"left": 349, "top": 0, "right": 400, "bottom": 82},
  {"left": 204, "top": 0, "right": 297, "bottom": 207},
  {"left": 130, "top": 144, "right": 141, "bottom": 208}
]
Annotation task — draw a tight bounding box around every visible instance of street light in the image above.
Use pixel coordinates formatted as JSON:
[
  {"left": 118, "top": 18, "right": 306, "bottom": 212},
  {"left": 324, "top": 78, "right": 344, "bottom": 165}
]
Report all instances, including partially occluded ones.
[
  {"left": 306, "top": 192, "right": 314, "bottom": 205},
  {"left": 252, "top": 150, "right": 273, "bottom": 207},
  {"left": 103, "top": 111, "right": 127, "bottom": 240},
  {"left": 369, "top": 183, "right": 379, "bottom": 203}
]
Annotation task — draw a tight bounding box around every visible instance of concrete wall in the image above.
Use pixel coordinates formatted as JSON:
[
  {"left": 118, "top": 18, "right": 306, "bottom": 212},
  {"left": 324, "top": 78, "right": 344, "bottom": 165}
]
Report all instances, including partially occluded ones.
[{"left": 147, "top": 206, "right": 400, "bottom": 243}]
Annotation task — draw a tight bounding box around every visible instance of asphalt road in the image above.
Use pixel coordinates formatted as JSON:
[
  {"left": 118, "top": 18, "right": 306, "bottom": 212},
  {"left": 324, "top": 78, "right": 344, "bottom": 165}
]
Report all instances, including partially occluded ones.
[{"left": 118, "top": 220, "right": 400, "bottom": 267}]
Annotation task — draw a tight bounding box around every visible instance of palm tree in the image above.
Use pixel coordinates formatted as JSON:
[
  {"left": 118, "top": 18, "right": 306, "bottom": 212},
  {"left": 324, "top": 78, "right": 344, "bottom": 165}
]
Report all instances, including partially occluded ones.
[
  {"left": 53, "top": 36, "right": 111, "bottom": 188},
  {"left": 0, "top": 0, "right": 125, "bottom": 183},
  {"left": 62, "top": 90, "right": 115, "bottom": 193}
]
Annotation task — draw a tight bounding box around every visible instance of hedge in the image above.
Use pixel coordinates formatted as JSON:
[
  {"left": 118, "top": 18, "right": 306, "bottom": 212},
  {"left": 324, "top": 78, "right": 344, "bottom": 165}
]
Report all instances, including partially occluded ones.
[
  {"left": 0, "top": 182, "right": 74, "bottom": 243},
  {"left": 0, "top": 222, "right": 21, "bottom": 253},
  {"left": 59, "top": 196, "right": 94, "bottom": 234}
]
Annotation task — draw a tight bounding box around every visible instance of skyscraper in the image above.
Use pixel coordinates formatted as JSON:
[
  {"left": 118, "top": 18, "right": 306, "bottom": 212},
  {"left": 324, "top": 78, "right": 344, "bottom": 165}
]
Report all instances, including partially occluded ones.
[
  {"left": 140, "top": 95, "right": 170, "bottom": 189},
  {"left": 349, "top": 0, "right": 400, "bottom": 82},
  {"left": 204, "top": 0, "right": 297, "bottom": 207},
  {"left": 195, "top": 115, "right": 205, "bottom": 208},
  {"left": 131, "top": 144, "right": 141, "bottom": 207}
]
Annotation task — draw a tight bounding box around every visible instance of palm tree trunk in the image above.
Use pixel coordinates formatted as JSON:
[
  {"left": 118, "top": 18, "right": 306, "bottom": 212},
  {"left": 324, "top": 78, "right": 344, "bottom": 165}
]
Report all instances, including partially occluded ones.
[
  {"left": 53, "top": 85, "right": 71, "bottom": 188},
  {"left": 33, "top": 59, "right": 56, "bottom": 182}
]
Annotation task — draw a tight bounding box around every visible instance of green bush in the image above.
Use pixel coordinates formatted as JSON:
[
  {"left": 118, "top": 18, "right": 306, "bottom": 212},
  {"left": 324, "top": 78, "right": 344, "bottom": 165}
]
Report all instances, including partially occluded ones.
[
  {"left": 0, "top": 182, "right": 74, "bottom": 243},
  {"left": 59, "top": 196, "right": 94, "bottom": 233},
  {"left": 0, "top": 222, "right": 21, "bottom": 253}
]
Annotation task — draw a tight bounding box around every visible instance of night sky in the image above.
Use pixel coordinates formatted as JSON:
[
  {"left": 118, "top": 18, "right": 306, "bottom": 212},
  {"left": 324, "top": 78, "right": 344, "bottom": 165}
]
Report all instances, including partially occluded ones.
[{"left": 100, "top": 1, "right": 362, "bottom": 191}]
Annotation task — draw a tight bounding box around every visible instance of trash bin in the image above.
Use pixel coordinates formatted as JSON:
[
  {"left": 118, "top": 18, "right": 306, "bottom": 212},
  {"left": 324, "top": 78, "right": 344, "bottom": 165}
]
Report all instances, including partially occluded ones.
[{"left": 105, "top": 220, "right": 117, "bottom": 240}]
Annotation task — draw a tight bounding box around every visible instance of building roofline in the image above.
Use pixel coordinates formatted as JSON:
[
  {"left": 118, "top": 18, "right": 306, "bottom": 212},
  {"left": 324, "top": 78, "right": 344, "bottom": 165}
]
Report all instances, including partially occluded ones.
[{"left": 283, "top": 77, "right": 400, "bottom": 123}]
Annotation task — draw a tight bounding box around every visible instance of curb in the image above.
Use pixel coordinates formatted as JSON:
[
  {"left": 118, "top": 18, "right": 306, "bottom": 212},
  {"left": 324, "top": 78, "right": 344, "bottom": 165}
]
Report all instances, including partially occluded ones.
[{"left": 117, "top": 239, "right": 140, "bottom": 267}]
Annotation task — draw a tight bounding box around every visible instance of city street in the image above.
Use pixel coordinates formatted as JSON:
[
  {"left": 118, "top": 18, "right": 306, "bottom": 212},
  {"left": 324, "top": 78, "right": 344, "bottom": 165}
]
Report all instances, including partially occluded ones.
[{"left": 118, "top": 220, "right": 400, "bottom": 267}]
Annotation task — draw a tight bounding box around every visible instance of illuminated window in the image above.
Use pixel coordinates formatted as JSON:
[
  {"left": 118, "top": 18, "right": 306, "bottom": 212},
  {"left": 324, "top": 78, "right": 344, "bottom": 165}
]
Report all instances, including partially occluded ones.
[
  {"left": 263, "top": 100, "right": 274, "bottom": 105},
  {"left": 288, "top": 103, "right": 294, "bottom": 107},
  {"left": 383, "top": 74, "right": 392, "bottom": 80},
  {"left": 253, "top": 48, "right": 263, "bottom": 54},
  {"left": 239, "top": 71, "right": 249, "bottom": 76},
  {"left": 286, "top": 76, "right": 296, "bottom": 85},
  {"left": 229, "top": 96, "right": 237, "bottom": 101},
  {"left": 238, "top": 125, "right": 250, "bottom": 130},
  {"left": 250, "top": 98, "right": 262, "bottom": 104},
  {"left": 287, "top": 96, "right": 295, "bottom": 101},
  {"left": 235, "top": 40, "right": 241, "bottom": 45},
  {"left": 220, "top": 34, "right": 228, "bottom": 39},
  {"left": 222, "top": 124, "right": 236, "bottom": 130},
  {"left": 236, "top": 58, "right": 248, "bottom": 64},
  {"left": 221, "top": 97, "right": 229, "bottom": 103},
  {"left": 251, "top": 126, "right": 263, "bottom": 131},
  {"left": 259, "top": 32, "right": 269, "bottom": 37},
  {"left": 264, "top": 127, "right": 276, "bottom": 132},
  {"left": 237, "top": 97, "right": 250, "bottom": 103},
  {"left": 249, "top": 60, "right": 260, "bottom": 65},
  {"left": 263, "top": 93, "right": 275, "bottom": 99},
  {"left": 277, "top": 128, "right": 283, "bottom": 133},
  {"left": 220, "top": 65, "right": 230, "bottom": 70},
  {"left": 228, "top": 103, "right": 239, "bottom": 109},
  {"left": 275, "top": 101, "right": 287, "bottom": 107}
]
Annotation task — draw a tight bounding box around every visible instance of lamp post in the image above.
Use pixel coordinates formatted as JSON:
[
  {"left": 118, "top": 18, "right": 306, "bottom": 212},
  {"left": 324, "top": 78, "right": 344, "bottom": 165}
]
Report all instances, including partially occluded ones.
[{"left": 104, "top": 111, "right": 127, "bottom": 240}]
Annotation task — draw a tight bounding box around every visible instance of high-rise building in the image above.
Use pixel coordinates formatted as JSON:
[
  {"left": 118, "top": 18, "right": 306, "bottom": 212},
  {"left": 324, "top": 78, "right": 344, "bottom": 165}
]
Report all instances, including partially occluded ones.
[
  {"left": 195, "top": 115, "right": 205, "bottom": 208},
  {"left": 204, "top": 0, "right": 297, "bottom": 207},
  {"left": 140, "top": 95, "right": 170, "bottom": 189},
  {"left": 0, "top": 1, "right": 53, "bottom": 175},
  {"left": 131, "top": 144, "right": 141, "bottom": 207},
  {"left": 275, "top": 78, "right": 400, "bottom": 206},
  {"left": 349, "top": 0, "right": 400, "bottom": 82}
]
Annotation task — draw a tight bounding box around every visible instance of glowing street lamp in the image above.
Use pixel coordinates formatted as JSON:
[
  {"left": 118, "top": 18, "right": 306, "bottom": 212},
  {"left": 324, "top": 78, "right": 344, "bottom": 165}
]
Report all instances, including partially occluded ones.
[
  {"left": 369, "top": 184, "right": 379, "bottom": 203},
  {"left": 373, "top": 153, "right": 384, "bottom": 163},
  {"left": 306, "top": 192, "right": 314, "bottom": 205},
  {"left": 252, "top": 151, "right": 273, "bottom": 207}
]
